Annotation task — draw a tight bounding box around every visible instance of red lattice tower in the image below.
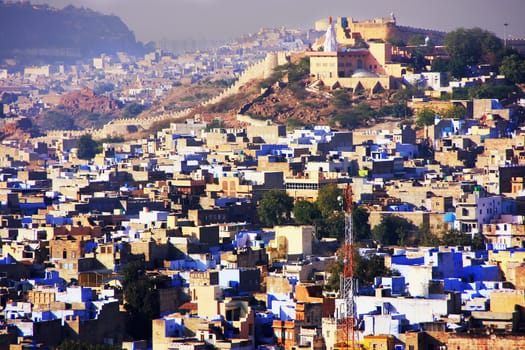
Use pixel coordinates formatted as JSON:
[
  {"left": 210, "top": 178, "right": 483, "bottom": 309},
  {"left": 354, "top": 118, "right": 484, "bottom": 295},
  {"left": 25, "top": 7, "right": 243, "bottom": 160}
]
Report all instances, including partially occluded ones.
[{"left": 337, "top": 184, "right": 356, "bottom": 349}]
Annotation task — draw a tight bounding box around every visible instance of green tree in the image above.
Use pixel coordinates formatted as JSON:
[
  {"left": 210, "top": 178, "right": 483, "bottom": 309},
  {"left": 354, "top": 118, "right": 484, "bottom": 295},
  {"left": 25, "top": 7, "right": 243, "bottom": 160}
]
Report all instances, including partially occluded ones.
[
  {"left": 417, "top": 224, "right": 441, "bottom": 246},
  {"left": 440, "top": 229, "right": 485, "bottom": 250},
  {"left": 451, "top": 87, "right": 470, "bottom": 100},
  {"left": 286, "top": 117, "right": 305, "bottom": 130},
  {"left": 387, "top": 36, "right": 406, "bottom": 47},
  {"left": 431, "top": 58, "right": 450, "bottom": 73},
  {"left": 313, "top": 184, "right": 347, "bottom": 239},
  {"left": 467, "top": 83, "right": 518, "bottom": 100},
  {"left": 206, "top": 118, "right": 225, "bottom": 131},
  {"left": 315, "top": 184, "right": 343, "bottom": 219},
  {"left": 471, "top": 233, "right": 486, "bottom": 250},
  {"left": 416, "top": 107, "right": 436, "bottom": 127},
  {"left": 323, "top": 211, "right": 345, "bottom": 240},
  {"left": 353, "top": 102, "right": 375, "bottom": 118},
  {"left": 257, "top": 189, "right": 294, "bottom": 227},
  {"left": 372, "top": 215, "right": 415, "bottom": 246},
  {"left": 408, "top": 50, "right": 429, "bottom": 73},
  {"left": 391, "top": 103, "right": 412, "bottom": 118},
  {"left": 77, "top": 134, "right": 101, "bottom": 160},
  {"left": 122, "top": 102, "right": 146, "bottom": 119},
  {"left": 444, "top": 28, "right": 503, "bottom": 78},
  {"left": 408, "top": 34, "right": 426, "bottom": 46},
  {"left": 331, "top": 111, "right": 364, "bottom": 129},
  {"left": 325, "top": 258, "right": 343, "bottom": 291},
  {"left": 331, "top": 103, "right": 375, "bottom": 129},
  {"left": 355, "top": 254, "right": 392, "bottom": 286},
  {"left": 122, "top": 260, "right": 161, "bottom": 340},
  {"left": 288, "top": 56, "right": 310, "bottom": 82},
  {"left": 325, "top": 249, "right": 391, "bottom": 291},
  {"left": 377, "top": 105, "right": 393, "bottom": 117},
  {"left": 332, "top": 90, "right": 352, "bottom": 109},
  {"left": 442, "top": 104, "right": 465, "bottom": 120},
  {"left": 293, "top": 200, "right": 321, "bottom": 226},
  {"left": 500, "top": 53, "right": 525, "bottom": 84},
  {"left": 43, "top": 111, "right": 76, "bottom": 130},
  {"left": 392, "top": 87, "right": 417, "bottom": 104},
  {"left": 352, "top": 206, "right": 371, "bottom": 241}
]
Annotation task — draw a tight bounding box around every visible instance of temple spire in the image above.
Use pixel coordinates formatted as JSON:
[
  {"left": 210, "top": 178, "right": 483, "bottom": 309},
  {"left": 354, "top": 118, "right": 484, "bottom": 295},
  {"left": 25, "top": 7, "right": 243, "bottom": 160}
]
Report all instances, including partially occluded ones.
[{"left": 323, "top": 16, "right": 338, "bottom": 52}]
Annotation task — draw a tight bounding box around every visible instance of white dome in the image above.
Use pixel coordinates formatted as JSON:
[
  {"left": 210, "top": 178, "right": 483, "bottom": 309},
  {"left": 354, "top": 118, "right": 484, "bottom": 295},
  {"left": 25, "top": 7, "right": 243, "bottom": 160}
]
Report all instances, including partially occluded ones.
[{"left": 352, "top": 69, "right": 379, "bottom": 78}]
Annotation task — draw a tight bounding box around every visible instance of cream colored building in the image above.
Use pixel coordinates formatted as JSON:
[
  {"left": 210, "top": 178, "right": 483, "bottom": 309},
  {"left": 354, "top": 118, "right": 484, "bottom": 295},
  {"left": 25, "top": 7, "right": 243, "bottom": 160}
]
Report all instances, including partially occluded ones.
[
  {"left": 24, "top": 65, "right": 51, "bottom": 78},
  {"left": 267, "top": 225, "right": 314, "bottom": 262},
  {"left": 285, "top": 171, "right": 340, "bottom": 202},
  {"left": 308, "top": 39, "right": 402, "bottom": 91}
]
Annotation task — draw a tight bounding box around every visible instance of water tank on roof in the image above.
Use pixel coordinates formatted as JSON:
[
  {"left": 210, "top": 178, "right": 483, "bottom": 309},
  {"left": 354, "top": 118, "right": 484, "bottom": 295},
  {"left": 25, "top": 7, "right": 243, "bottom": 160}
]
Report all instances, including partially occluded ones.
[{"left": 444, "top": 213, "right": 456, "bottom": 223}]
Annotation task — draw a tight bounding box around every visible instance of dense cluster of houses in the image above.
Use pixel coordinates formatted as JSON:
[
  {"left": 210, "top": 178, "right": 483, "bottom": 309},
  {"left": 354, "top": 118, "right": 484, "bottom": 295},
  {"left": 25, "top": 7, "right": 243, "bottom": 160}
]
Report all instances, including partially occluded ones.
[
  {"left": 2, "top": 10, "right": 525, "bottom": 350},
  {"left": 0, "top": 91, "right": 524, "bottom": 350}
]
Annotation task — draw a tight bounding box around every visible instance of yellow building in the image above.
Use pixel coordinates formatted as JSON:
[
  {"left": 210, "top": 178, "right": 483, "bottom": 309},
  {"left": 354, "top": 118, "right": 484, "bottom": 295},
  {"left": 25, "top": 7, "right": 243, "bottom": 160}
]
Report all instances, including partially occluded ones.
[
  {"left": 488, "top": 249, "right": 525, "bottom": 278},
  {"left": 267, "top": 225, "right": 315, "bottom": 263},
  {"left": 361, "top": 335, "right": 396, "bottom": 350},
  {"left": 490, "top": 290, "right": 525, "bottom": 313},
  {"left": 307, "top": 48, "right": 395, "bottom": 92},
  {"left": 308, "top": 28, "right": 400, "bottom": 91}
]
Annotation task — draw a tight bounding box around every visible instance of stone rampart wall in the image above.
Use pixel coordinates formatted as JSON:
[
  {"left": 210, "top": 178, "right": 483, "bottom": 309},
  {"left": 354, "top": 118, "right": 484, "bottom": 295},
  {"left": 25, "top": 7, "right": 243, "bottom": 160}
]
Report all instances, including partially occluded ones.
[{"left": 43, "top": 51, "right": 290, "bottom": 140}]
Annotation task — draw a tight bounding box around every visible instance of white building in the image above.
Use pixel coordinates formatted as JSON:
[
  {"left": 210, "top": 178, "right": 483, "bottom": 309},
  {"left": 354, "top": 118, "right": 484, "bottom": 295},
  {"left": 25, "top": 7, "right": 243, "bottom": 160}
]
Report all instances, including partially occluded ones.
[{"left": 455, "top": 191, "right": 502, "bottom": 235}]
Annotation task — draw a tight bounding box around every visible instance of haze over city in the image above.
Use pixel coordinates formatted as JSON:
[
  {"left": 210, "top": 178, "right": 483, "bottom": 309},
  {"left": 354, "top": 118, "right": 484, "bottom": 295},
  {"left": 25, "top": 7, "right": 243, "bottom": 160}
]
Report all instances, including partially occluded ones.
[{"left": 31, "top": 0, "right": 525, "bottom": 44}]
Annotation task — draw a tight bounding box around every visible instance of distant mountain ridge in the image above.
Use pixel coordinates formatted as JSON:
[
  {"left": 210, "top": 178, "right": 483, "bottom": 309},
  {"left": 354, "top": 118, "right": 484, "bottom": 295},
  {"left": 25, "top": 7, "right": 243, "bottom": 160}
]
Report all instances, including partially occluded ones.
[{"left": 0, "top": 1, "right": 146, "bottom": 65}]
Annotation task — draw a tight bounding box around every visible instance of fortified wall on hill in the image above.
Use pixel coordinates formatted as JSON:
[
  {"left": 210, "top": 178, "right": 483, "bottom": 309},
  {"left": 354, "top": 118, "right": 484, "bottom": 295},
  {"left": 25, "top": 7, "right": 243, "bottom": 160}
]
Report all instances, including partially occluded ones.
[{"left": 40, "top": 52, "right": 289, "bottom": 141}]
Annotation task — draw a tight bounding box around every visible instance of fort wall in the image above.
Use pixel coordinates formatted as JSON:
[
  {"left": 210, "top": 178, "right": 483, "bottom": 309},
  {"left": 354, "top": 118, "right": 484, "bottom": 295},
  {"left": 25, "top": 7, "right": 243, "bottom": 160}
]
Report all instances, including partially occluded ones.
[{"left": 41, "top": 51, "right": 289, "bottom": 141}]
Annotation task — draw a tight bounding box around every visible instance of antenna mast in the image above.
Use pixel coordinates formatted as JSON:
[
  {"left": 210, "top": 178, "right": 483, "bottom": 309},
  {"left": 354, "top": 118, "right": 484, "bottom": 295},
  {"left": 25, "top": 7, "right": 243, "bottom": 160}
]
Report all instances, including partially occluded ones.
[{"left": 337, "top": 183, "right": 356, "bottom": 349}]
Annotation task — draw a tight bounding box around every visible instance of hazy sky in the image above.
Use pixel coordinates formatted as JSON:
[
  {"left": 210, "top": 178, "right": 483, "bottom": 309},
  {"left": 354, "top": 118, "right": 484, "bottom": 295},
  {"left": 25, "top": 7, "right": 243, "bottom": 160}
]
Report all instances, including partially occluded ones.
[{"left": 32, "top": 0, "right": 525, "bottom": 44}]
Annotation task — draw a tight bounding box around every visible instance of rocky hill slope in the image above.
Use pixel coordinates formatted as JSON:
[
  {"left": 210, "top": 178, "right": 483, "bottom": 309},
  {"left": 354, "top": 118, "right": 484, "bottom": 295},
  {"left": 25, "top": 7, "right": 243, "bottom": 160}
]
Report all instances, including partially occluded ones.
[
  {"left": 33, "top": 88, "right": 123, "bottom": 131},
  {"left": 186, "top": 57, "right": 389, "bottom": 130}
]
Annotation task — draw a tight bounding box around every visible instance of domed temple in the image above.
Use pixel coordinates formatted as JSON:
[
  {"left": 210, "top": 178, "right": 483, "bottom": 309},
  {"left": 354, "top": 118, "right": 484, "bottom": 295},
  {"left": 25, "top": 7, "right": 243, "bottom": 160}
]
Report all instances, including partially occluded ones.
[{"left": 306, "top": 15, "right": 442, "bottom": 92}]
